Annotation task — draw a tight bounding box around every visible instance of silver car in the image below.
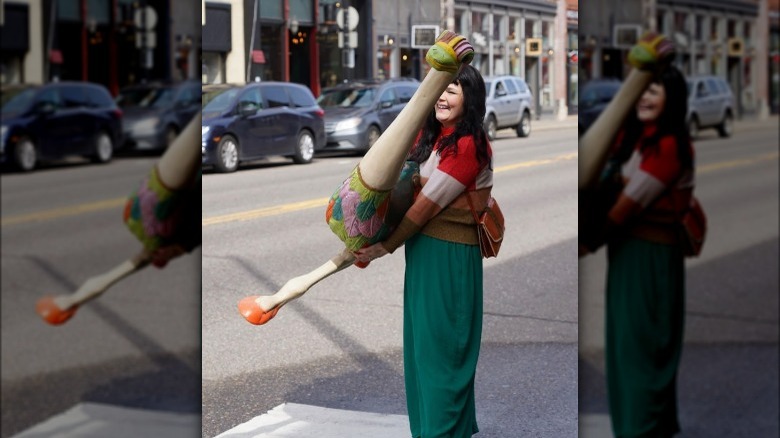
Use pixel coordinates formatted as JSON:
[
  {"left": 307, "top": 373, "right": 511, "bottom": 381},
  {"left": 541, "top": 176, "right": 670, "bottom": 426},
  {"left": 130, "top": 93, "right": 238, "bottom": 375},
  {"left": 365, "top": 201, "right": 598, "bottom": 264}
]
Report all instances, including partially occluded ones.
[
  {"left": 686, "top": 75, "right": 735, "bottom": 139},
  {"left": 483, "top": 75, "right": 533, "bottom": 140}
]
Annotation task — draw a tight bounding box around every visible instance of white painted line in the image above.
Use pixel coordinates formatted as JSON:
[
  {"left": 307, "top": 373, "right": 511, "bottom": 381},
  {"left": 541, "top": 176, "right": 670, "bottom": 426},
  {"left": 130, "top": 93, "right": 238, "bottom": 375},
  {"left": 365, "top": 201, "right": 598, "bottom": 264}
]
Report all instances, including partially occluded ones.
[
  {"left": 215, "top": 403, "right": 409, "bottom": 438},
  {"left": 12, "top": 403, "right": 200, "bottom": 438}
]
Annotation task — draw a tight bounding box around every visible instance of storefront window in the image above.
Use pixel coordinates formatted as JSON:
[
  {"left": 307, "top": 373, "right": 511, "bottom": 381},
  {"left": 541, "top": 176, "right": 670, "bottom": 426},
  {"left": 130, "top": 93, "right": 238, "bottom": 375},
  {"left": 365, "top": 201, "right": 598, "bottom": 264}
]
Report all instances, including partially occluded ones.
[
  {"left": 260, "top": 0, "right": 283, "bottom": 20},
  {"left": 508, "top": 17, "right": 518, "bottom": 42},
  {"left": 0, "top": 56, "right": 23, "bottom": 84},
  {"left": 202, "top": 51, "right": 224, "bottom": 84},
  {"left": 455, "top": 8, "right": 468, "bottom": 35},
  {"left": 57, "top": 0, "right": 80, "bottom": 21},
  {"left": 694, "top": 15, "right": 704, "bottom": 42},
  {"left": 290, "top": 0, "right": 313, "bottom": 23},
  {"left": 492, "top": 12, "right": 504, "bottom": 42},
  {"left": 87, "top": 0, "right": 110, "bottom": 24},
  {"left": 710, "top": 17, "right": 720, "bottom": 41}
]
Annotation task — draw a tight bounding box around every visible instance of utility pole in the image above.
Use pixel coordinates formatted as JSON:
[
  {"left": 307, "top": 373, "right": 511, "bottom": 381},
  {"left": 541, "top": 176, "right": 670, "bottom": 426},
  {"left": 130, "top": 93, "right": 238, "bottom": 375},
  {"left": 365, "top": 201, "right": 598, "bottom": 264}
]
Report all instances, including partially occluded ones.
[
  {"left": 343, "top": 0, "right": 352, "bottom": 81},
  {"left": 554, "top": 0, "right": 568, "bottom": 120},
  {"left": 756, "top": 0, "right": 769, "bottom": 119}
]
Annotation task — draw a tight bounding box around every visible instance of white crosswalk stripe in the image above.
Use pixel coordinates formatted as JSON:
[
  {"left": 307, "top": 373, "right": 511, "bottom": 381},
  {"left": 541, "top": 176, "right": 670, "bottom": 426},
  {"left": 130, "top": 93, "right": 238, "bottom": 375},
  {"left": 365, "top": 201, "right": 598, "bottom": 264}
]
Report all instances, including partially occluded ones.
[
  {"left": 215, "top": 403, "right": 409, "bottom": 438},
  {"left": 11, "top": 402, "right": 199, "bottom": 438}
]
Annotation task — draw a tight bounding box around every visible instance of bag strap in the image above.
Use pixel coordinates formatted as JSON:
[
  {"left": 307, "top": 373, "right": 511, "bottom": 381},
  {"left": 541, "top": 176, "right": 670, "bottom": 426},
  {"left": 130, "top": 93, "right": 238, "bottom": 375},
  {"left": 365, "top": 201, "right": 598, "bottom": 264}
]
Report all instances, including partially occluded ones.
[{"left": 465, "top": 190, "right": 481, "bottom": 223}]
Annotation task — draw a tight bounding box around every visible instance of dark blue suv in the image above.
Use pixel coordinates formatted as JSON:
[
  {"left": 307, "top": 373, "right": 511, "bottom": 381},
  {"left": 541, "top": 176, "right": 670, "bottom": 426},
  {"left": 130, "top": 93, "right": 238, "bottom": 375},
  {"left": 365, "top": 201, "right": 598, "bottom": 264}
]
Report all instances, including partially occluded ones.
[
  {"left": 1, "top": 82, "right": 123, "bottom": 171},
  {"left": 202, "top": 82, "right": 326, "bottom": 172}
]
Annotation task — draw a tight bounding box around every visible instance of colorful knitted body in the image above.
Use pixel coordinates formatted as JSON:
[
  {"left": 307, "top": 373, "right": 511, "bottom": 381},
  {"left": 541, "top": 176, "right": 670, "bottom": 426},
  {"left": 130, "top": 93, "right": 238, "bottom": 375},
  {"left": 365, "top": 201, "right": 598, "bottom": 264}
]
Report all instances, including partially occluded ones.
[
  {"left": 124, "top": 166, "right": 201, "bottom": 252},
  {"left": 326, "top": 161, "right": 419, "bottom": 252}
]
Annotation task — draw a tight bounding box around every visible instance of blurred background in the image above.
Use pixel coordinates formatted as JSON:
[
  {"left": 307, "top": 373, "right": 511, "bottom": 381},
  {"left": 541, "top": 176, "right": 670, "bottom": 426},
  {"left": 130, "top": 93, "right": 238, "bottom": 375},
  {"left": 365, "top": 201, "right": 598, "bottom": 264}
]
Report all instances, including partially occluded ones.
[
  {"left": 577, "top": 1, "right": 779, "bottom": 437},
  {"left": 1, "top": 1, "right": 201, "bottom": 437}
]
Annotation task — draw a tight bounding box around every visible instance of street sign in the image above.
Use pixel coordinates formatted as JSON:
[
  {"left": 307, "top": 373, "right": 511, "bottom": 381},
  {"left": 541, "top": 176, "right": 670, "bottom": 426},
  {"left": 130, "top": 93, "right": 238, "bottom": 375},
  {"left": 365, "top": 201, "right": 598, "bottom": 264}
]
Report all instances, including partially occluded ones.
[
  {"left": 338, "top": 31, "right": 358, "bottom": 49},
  {"left": 526, "top": 38, "right": 542, "bottom": 56},
  {"left": 342, "top": 49, "right": 355, "bottom": 68},
  {"left": 411, "top": 25, "right": 439, "bottom": 49},
  {"left": 134, "top": 6, "right": 157, "bottom": 30},
  {"left": 136, "top": 31, "right": 156, "bottom": 49},
  {"left": 336, "top": 6, "right": 359, "bottom": 31}
]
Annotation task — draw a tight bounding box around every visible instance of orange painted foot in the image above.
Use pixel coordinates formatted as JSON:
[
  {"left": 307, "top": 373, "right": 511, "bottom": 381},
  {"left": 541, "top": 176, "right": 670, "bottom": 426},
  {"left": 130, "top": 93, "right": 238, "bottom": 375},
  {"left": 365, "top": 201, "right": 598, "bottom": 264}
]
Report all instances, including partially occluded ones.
[
  {"left": 238, "top": 296, "right": 280, "bottom": 325},
  {"left": 354, "top": 260, "right": 371, "bottom": 269},
  {"left": 36, "top": 296, "right": 78, "bottom": 325}
]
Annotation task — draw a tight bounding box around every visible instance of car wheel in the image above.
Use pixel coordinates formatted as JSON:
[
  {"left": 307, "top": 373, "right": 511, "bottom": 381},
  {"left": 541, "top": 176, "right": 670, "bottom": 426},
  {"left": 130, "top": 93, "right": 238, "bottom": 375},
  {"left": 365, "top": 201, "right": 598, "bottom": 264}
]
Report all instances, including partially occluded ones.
[
  {"left": 366, "top": 125, "right": 381, "bottom": 151},
  {"left": 215, "top": 135, "right": 239, "bottom": 173},
  {"left": 688, "top": 116, "right": 699, "bottom": 139},
  {"left": 13, "top": 136, "right": 37, "bottom": 172},
  {"left": 718, "top": 112, "right": 733, "bottom": 138},
  {"left": 165, "top": 126, "right": 178, "bottom": 148},
  {"left": 485, "top": 114, "right": 497, "bottom": 140},
  {"left": 91, "top": 131, "right": 113, "bottom": 163},
  {"left": 516, "top": 111, "right": 531, "bottom": 138},
  {"left": 292, "top": 130, "right": 315, "bottom": 164}
]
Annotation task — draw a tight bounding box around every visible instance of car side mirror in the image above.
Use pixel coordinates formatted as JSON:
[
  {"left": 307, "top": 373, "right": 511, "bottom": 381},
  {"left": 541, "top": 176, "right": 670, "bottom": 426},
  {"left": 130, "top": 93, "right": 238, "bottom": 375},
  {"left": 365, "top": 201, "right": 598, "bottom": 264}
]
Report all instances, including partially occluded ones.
[
  {"left": 380, "top": 100, "right": 393, "bottom": 109},
  {"left": 238, "top": 101, "right": 258, "bottom": 116}
]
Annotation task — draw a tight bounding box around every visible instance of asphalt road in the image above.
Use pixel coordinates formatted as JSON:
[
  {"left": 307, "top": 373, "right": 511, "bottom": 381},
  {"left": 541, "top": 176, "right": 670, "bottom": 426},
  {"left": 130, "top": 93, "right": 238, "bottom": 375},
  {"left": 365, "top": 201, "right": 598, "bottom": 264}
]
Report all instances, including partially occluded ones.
[
  {"left": 578, "top": 117, "right": 780, "bottom": 437},
  {"left": 0, "top": 156, "right": 202, "bottom": 438},
  {"left": 201, "top": 126, "right": 580, "bottom": 437}
]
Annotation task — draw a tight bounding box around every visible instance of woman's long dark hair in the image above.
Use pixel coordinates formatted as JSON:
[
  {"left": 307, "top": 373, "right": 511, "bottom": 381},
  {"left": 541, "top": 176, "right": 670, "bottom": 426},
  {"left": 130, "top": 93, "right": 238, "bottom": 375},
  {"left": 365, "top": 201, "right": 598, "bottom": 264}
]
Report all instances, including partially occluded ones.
[
  {"left": 614, "top": 65, "right": 693, "bottom": 170},
  {"left": 408, "top": 64, "right": 490, "bottom": 166}
]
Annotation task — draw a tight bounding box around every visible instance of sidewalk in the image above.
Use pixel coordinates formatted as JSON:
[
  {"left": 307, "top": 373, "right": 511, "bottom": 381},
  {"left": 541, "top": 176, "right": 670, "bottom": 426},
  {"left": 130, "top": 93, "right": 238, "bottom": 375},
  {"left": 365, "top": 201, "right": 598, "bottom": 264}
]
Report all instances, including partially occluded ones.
[{"left": 11, "top": 403, "right": 200, "bottom": 438}]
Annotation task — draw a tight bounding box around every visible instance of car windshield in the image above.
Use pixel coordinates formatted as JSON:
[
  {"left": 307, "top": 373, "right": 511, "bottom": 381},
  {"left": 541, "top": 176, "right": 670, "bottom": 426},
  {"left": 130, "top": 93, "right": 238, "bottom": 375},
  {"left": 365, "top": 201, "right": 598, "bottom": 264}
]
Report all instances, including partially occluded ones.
[
  {"left": 1, "top": 87, "right": 37, "bottom": 113},
  {"left": 203, "top": 88, "right": 242, "bottom": 113},
  {"left": 318, "top": 88, "right": 376, "bottom": 108},
  {"left": 202, "top": 87, "right": 236, "bottom": 107},
  {"left": 117, "top": 86, "right": 175, "bottom": 109},
  {"left": 580, "top": 83, "right": 619, "bottom": 109}
]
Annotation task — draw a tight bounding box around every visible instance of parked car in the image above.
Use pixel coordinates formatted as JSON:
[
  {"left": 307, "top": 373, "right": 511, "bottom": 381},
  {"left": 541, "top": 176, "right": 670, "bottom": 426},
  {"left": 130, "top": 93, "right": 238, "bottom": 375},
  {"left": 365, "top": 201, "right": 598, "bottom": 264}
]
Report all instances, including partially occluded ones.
[
  {"left": 578, "top": 78, "right": 621, "bottom": 137},
  {"left": 483, "top": 75, "right": 533, "bottom": 140},
  {"left": 1, "top": 81, "right": 123, "bottom": 171},
  {"left": 317, "top": 78, "right": 419, "bottom": 152},
  {"left": 116, "top": 80, "right": 201, "bottom": 151},
  {"left": 201, "top": 81, "right": 326, "bottom": 172},
  {"left": 686, "top": 75, "right": 735, "bottom": 138}
]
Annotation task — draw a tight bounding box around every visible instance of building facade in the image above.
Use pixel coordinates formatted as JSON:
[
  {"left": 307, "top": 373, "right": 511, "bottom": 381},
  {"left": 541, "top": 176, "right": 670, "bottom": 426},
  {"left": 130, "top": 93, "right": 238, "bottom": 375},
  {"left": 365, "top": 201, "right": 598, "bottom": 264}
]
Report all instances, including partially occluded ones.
[
  {"left": 202, "top": 0, "right": 246, "bottom": 84},
  {"left": 1, "top": 0, "right": 200, "bottom": 94},
  {"left": 580, "top": 0, "right": 775, "bottom": 116}
]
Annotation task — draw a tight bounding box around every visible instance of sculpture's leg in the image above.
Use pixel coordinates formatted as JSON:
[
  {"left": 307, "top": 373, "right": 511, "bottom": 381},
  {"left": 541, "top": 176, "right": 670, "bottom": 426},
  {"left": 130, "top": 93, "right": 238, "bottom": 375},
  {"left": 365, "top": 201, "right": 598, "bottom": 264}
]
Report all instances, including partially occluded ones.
[
  {"left": 239, "top": 31, "right": 474, "bottom": 326},
  {"left": 35, "top": 114, "right": 202, "bottom": 326}
]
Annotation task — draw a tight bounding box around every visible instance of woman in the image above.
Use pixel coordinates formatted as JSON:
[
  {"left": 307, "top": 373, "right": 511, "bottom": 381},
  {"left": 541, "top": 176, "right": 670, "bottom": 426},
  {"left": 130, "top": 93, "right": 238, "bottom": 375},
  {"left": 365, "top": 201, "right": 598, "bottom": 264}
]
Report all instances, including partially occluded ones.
[
  {"left": 582, "top": 65, "right": 694, "bottom": 437},
  {"left": 355, "top": 64, "right": 492, "bottom": 437}
]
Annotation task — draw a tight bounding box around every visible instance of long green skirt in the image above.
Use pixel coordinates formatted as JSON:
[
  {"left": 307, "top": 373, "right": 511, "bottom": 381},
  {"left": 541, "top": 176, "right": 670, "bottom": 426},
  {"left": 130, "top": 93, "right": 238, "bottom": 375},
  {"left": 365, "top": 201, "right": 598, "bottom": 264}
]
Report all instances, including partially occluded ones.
[
  {"left": 606, "top": 237, "right": 685, "bottom": 438},
  {"left": 403, "top": 234, "right": 483, "bottom": 438}
]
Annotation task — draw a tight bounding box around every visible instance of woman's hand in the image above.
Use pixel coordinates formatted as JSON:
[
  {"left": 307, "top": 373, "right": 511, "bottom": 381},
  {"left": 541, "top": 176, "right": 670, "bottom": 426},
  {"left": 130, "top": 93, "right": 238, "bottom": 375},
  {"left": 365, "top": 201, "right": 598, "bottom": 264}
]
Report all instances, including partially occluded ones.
[
  {"left": 124, "top": 167, "right": 201, "bottom": 268},
  {"left": 353, "top": 243, "right": 389, "bottom": 264},
  {"left": 150, "top": 244, "right": 187, "bottom": 268}
]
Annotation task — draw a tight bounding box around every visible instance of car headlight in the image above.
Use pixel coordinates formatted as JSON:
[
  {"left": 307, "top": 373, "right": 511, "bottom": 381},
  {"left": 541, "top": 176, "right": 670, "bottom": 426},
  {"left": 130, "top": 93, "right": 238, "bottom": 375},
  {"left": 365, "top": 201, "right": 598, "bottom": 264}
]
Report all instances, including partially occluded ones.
[
  {"left": 202, "top": 126, "right": 210, "bottom": 137},
  {"left": 334, "top": 117, "right": 362, "bottom": 131}
]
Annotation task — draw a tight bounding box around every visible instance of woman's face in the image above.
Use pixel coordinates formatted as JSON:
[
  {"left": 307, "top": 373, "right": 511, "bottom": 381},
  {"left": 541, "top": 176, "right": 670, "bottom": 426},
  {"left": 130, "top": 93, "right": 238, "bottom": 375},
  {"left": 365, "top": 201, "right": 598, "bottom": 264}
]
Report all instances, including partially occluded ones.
[
  {"left": 435, "top": 82, "right": 465, "bottom": 127},
  {"left": 636, "top": 82, "right": 667, "bottom": 123}
]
